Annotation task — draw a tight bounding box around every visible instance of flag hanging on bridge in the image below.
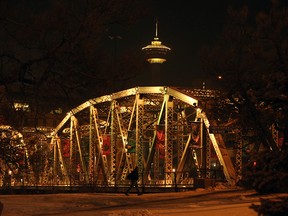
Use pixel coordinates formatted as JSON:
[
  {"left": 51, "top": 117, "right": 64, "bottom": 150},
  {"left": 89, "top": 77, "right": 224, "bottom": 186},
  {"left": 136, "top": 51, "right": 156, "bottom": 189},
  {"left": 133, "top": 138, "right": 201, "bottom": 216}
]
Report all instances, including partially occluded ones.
[
  {"left": 126, "top": 130, "right": 136, "bottom": 153},
  {"left": 190, "top": 121, "right": 201, "bottom": 147},
  {"left": 62, "top": 139, "right": 70, "bottom": 158},
  {"left": 156, "top": 126, "right": 165, "bottom": 159},
  {"left": 102, "top": 134, "right": 111, "bottom": 156}
]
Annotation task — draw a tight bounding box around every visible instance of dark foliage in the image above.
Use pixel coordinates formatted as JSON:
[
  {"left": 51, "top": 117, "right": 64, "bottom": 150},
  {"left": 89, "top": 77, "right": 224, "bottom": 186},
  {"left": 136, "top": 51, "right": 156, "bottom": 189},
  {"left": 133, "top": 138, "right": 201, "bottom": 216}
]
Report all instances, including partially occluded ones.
[
  {"left": 250, "top": 197, "right": 288, "bottom": 216},
  {"left": 241, "top": 150, "right": 288, "bottom": 194},
  {"left": 240, "top": 150, "right": 288, "bottom": 215},
  {"left": 0, "top": 127, "right": 23, "bottom": 175},
  {"left": 0, "top": 0, "right": 151, "bottom": 128}
]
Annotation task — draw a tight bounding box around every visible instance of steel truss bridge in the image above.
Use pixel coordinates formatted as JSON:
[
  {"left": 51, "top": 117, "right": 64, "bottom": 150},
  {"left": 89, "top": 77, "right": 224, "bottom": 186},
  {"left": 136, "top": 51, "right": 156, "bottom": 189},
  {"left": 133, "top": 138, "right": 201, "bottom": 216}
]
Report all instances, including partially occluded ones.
[
  {"left": 47, "top": 86, "right": 239, "bottom": 187},
  {"left": 1, "top": 86, "right": 250, "bottom": 188}
]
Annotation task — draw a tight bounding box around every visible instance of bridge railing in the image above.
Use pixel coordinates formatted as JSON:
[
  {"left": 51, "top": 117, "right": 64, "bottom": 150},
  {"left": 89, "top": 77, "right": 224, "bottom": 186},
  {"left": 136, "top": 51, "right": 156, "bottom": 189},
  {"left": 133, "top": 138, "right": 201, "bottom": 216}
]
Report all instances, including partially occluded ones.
[{"left": 1, "top": 168, "right": 225, "bottom": 191}]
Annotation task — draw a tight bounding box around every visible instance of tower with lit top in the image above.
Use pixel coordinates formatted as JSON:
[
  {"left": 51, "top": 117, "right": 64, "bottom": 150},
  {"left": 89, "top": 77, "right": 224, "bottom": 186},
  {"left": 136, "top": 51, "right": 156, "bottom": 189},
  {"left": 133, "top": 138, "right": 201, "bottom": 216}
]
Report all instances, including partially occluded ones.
[{"left": 142, "top": 20, "right": 171, "bottom": 64}]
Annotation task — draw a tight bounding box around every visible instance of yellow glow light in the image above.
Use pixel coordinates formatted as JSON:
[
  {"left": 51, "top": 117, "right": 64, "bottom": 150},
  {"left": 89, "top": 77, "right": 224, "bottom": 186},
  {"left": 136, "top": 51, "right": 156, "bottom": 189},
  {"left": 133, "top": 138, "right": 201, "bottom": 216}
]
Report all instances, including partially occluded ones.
[
  {"left": 13, "top": 102, "right": 30, "bottom": 111},
  {"left": 147, "top": 58, "right": 167, "bottom": 64}
]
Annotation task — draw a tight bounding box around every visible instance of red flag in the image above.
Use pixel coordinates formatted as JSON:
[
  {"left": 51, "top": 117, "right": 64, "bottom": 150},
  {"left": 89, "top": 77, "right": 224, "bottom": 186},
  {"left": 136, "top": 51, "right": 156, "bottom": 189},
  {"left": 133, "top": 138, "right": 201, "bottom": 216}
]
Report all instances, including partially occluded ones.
[
  {"left": 191, "top": 122, "right": 200, "bottom": 145},
  {"left": 156, "top": 127, "right": 165, "bottom": 159},
  {"left": 62, "top": 139, "right": 70, "bottom": 157},
  {"left": 102, "top": 134, "right": 111, "bottom": 156}
]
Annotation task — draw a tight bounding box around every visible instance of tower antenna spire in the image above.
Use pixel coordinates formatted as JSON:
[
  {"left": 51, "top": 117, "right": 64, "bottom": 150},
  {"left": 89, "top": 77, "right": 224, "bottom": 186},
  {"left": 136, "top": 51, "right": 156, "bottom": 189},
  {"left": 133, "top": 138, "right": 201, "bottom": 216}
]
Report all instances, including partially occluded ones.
[{"left": 155, "top": 18, "right": 158, "bottom": 39}]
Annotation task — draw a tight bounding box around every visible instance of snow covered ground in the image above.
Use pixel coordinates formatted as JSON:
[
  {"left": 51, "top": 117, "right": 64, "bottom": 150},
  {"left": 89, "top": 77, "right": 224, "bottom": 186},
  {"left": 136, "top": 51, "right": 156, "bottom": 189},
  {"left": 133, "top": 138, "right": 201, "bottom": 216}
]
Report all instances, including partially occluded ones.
[{"left": 0, "top": 185, "right": 285, "bottom": 216}]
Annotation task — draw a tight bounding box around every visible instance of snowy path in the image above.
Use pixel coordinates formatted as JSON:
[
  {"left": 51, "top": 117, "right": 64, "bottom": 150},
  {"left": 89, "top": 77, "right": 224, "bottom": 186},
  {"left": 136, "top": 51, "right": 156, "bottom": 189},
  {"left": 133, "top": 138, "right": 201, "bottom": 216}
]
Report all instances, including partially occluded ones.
[{"left": 0, "top": 188, "right": 281, "bottom": 216}]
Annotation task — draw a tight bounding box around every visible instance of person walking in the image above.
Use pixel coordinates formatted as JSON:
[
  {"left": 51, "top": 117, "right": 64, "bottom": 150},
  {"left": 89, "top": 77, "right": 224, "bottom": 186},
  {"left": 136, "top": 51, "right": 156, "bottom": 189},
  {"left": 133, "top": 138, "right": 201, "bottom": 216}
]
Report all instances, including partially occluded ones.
[{"left": 125, "top": 166, "right": 142, "bottom": 195}]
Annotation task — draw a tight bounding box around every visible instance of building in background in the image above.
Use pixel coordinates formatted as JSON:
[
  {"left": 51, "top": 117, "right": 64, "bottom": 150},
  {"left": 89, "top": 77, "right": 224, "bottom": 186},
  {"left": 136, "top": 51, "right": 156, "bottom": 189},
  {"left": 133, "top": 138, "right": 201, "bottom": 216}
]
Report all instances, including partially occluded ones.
[{"left": 142, "top": 20, "right": 171, "bottom": 86}]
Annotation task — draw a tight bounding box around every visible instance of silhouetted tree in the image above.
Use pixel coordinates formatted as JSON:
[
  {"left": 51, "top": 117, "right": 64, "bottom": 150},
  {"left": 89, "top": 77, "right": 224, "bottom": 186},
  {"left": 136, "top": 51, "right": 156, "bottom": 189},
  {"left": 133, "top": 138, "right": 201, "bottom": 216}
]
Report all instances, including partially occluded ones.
[
  {"left": 242, "top": 150, "right": 288, "bottom": 193},
  {"left": 199, "top": 3, "right": 288, "bottom": 215},
  {"left": 198, "top": 0, "right": 288, "bottom": 152},
  {"left": 0, "top": 0, "right": 149, "bottom": 128}
]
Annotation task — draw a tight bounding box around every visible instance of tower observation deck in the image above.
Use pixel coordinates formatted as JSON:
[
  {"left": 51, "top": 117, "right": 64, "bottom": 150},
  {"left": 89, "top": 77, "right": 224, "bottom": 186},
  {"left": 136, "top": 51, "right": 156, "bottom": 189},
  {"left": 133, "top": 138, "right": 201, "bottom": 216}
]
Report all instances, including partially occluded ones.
[{"left": 142, "top": 20, "right": 171, "bottom": 64}]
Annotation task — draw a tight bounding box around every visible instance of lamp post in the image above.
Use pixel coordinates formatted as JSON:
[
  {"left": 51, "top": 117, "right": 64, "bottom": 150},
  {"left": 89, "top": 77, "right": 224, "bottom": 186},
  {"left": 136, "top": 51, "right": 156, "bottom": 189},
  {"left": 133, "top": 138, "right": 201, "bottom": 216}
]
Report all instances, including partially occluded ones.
[
  {"left": 8, "top": 170, "right": 12, "bottom": 187},
  {"left": 109, "top": 35, "right": 122, "bottom": 63},
  {"left": 173, "top": 168, "right": 177, "bottom": 192}
]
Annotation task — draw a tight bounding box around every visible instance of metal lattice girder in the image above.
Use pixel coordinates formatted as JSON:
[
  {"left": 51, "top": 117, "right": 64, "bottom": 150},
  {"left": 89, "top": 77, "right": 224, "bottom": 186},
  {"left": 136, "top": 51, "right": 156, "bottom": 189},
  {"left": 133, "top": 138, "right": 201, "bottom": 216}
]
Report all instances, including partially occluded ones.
[
  {"left": 70, "top": 116, "right": 88, "bottom": 183},
  {"left": 175, "top": 104, "right": 200, "bottom": 182},
  {"left": 143, "top": 94, "right": 167, "bottom": 184},
  {"left": 126, "top": 98, "right": 137, "bottom": 170},
  {"left": 200, "top": 111, "right": 237, "bottom": 185},
  {"left": 271, "top": 124, "right": 279, "bottom": 146},
  {"left": 72, "top": 117, "right": 88, "bottom": 183},
  {"left": 91, "top": 107, "right": 109, "bottom": 185},
  {"left": 42, "top": 155, "right": 52, "bottom": 185},
  {"left": 114, "top": 100, "right": 135, "bottom": 182},
  {"left": 110, "top": 101, "right": 118, "bottom": 184},
  {"left": 69, "top": 117, "right": 76, "bottom": 177},
  {"left": 53, "top": 137, "right": 58, "bottom": 184},
  {"left": 115, "top": 104, "right": 128, "bottom": 147},
  {"left": 176, "top": 134, "right": 192, "bottom": 182},
  {"left": 177, "top": 112, "right": 185, "bottom": 162},
  {"left": 121, "top": 153, "right": 133, "bottom": 181},
  {"left": 198, "top": 110, "right": 204, "bottom": 168},
  {"left": 89, "top": 106, "right": 96, "bottom": 182},
  {"left": 136, "top": 95, "right": 144, "bottom": 175},
  {"left": 53, "top": 136, "right": 69, "bottom": 184},
  {"left": 191, "top": 148, "right": 201, "bottom": 178},
  {"left": 235, "top": 130, "right": 243, "bottom": 181},
  {"left": 120, "top": 98, "right": 136, "bottom": 181},
  {"left": 205, "top": 132, "right": 211, "bottom": 178},
  {"left": 165, "top": 95, "right": 173, "bottom": 184}
]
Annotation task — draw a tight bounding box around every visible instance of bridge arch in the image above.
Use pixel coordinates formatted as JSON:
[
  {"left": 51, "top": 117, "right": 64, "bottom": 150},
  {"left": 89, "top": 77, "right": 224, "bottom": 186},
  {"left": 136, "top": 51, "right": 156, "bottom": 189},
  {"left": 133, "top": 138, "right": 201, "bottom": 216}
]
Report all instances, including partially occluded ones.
[{"left": 50, "top": 86, "right": 237, "bottom": 187}]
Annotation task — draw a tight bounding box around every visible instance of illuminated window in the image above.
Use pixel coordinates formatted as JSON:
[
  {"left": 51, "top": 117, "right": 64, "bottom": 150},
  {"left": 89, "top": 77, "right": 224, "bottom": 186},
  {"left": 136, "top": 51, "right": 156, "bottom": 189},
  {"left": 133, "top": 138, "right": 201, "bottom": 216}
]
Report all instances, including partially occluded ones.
[
  {"left": 51, "top": 108, "right": 62, "bottom": 114},
  {"left": 13, "top": 102, "right": 30, "bottom": 112}
]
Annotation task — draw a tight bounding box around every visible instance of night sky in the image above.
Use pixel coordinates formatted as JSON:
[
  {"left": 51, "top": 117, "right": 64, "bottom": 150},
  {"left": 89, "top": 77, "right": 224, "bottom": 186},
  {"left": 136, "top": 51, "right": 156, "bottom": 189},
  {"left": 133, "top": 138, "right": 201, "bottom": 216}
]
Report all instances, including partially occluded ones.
[
  {"left": 3, "top": 0, "right": 275, "bottom": 90},
  {"left": 120, "top": 0, "right": 273, "bottom": 88}
]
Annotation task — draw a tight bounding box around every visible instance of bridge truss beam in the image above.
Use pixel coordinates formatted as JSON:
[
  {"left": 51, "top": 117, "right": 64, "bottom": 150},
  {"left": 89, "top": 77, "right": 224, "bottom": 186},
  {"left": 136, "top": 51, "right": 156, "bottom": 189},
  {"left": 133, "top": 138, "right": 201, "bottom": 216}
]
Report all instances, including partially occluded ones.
[{"left": 49, "top": 86, "right": 237, "bottom": 186}]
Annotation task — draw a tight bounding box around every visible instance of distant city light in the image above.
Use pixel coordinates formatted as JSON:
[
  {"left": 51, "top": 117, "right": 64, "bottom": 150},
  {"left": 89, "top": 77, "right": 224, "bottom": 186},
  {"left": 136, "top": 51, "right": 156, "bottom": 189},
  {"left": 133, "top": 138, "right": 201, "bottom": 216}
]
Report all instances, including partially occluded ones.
[{"left": 13, "top": 102, "right": 30, "bottom": 112}]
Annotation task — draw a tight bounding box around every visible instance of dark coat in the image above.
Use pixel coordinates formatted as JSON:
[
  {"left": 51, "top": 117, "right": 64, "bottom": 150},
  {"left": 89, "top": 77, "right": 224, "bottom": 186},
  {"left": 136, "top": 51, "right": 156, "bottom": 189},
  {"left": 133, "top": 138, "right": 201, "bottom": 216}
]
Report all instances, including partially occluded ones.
[{"left": 127, "top": 167, "right": 139, "bottom": 181}]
